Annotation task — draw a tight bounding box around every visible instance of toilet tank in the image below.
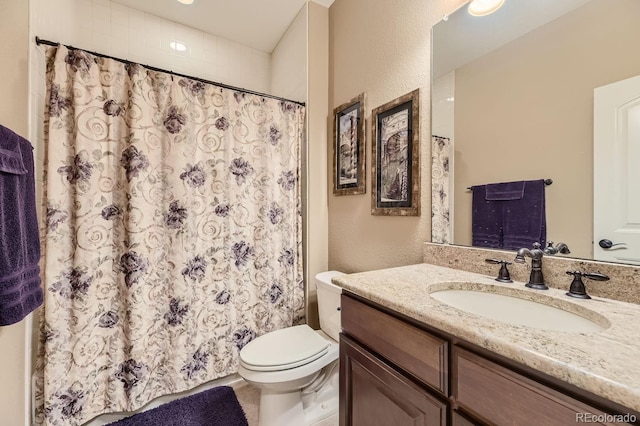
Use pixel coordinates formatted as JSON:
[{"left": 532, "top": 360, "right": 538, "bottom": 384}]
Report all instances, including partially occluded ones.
[{"left": 315, "top": 271, "right": 344, "bottom": 341}]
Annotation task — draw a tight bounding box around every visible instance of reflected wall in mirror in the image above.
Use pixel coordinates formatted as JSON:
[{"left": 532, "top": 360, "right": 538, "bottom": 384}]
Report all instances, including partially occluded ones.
[{"left": 431, "top": 0, "right": 640, "bottom": 263}]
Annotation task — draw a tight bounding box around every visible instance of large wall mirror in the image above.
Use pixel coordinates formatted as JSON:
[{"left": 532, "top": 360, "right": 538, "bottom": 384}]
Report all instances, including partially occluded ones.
[{"left": 431, "top": 0, "right": 640, "bottom": 264}]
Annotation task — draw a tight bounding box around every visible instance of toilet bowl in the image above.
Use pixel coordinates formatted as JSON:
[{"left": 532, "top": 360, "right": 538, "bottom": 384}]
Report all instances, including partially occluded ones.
[{"left": 238, "top": 271, "right": 344, "bottom": 426}]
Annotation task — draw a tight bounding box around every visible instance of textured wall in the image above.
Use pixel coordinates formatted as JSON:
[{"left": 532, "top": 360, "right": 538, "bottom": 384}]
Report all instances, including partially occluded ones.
[
  {"left": 271, "top": 4, "right": 307, "bottom": 102},
  {"left": 305, "top": 2, "right": 330, "bottom": 328},
  {"left": 327, "top": 0, "right": 466, "bottom": 273}
]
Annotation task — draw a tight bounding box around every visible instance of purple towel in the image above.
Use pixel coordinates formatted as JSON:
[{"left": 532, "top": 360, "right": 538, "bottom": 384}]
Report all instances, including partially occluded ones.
[
  {"left": 502, "top": 179, "right": 546, "bottom": 250},
  {"left": 472, "top": 179, "right": 546, "bottom": 251},
  {"left": 471, "top": 184, "right": 503, "bottom": 248},
  {"left": 0, "top": 125, "right": 43, "bottom": 326}
]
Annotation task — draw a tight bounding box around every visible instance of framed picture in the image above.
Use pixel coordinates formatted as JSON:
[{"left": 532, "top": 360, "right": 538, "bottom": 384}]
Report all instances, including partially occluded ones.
[
  {"left": 371, "top": 89, "right": 420, "bottom": 216},
  {"left": 333, "top": 93, "right": 366, "bottom": 195}
]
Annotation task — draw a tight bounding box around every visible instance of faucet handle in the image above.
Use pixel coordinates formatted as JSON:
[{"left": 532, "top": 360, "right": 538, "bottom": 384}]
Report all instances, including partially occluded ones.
[
  {"left": 485, "top": 259, "right": 513, "bottom": 283},
  {"left": 543, "top": 241, "right": 555, "bottom": 254},
  {"left": 565, "top": 271, "right": 610, "bottom": 299},
  {"left": 582, "top": 272, "right": 610, "bottom": 281}
]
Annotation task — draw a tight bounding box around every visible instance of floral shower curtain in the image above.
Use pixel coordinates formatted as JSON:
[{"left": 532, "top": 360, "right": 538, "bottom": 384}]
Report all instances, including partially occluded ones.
[{"left": 34, "top": 45, "right": 305, "bottom": 426}]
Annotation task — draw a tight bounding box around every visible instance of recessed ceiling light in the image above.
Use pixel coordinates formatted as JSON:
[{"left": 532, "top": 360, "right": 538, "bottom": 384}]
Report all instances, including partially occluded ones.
[
  {"left": 170, "top": 41, "right": 187, "bottom": 52},
  {"left": 177, "top": 0, "right": 194, "bottom": 4},
  {"left": 468, "top": 0, "right": 505, "bottom": 16}
]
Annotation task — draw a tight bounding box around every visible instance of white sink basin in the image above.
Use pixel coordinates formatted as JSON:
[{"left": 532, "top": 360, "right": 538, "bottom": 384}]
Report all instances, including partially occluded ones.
[{"left": 430, "top": 289, "right": 607, "bottom": 333}]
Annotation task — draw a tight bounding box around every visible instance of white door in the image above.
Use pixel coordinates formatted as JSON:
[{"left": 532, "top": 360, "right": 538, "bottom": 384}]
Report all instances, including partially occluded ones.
[{"left": 594, "top": 74, "right": 640, "bottom": 264}]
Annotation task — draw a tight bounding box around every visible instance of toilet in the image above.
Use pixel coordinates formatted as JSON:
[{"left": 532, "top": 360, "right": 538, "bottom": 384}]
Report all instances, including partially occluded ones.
[{"left": 238, "top": 271, "right": 344, "bottom": 426}]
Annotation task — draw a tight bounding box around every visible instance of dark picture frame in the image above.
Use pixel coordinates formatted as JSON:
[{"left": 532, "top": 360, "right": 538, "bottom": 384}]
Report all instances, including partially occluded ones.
[
  {"left": 333, "top": 93, "right": 366, "bottom": 196},
  {"left": 371, "top": 89, "right": 420, "bottom": 216}
]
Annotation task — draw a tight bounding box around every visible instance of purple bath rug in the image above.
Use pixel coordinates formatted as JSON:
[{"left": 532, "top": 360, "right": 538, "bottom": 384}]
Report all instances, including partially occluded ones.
[{"left": 107, "top": 386, "right": 248, "bottom": 426}]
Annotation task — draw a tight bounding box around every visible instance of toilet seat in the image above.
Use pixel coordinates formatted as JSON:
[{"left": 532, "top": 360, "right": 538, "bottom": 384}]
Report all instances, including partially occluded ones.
[{"left": 240, "top": 325, "right": 330, "bottom": 371}]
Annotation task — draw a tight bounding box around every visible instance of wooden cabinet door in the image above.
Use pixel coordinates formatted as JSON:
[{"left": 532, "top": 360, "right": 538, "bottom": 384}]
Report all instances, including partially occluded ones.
[{"left": 340, "top": 334, "right": 447, "bottom": 426}]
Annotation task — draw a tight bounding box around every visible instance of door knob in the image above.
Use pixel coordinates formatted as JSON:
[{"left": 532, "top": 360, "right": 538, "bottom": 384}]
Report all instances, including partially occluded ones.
[{"left": 598, "top": 239, "right": 627, "bottom": 249}]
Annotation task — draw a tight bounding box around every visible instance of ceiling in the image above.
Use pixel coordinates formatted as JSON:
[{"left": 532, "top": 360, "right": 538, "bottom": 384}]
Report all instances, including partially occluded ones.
[{"left": 111, "top": 0, "right": 334, "bottom": 53}]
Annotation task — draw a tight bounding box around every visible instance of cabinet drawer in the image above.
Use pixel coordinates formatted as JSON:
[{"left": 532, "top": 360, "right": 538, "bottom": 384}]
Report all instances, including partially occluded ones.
[
  {"left": 453, "top": 347, "right": 627, "bottom": 426},
  {"left": 340, "top": 335, "right": 447, "bottom": 426},
  {"left": 341, "top": 294, "right": 448, "bottom": 395}
]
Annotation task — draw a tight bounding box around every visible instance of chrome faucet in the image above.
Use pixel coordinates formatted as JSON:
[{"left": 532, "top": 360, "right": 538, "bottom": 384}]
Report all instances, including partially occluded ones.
[
  {"left": 514, "top": 242, "right": 548, "bottom": 290},
  {"left": 543, "top": 241, "right": 571, "bottom": 256}
]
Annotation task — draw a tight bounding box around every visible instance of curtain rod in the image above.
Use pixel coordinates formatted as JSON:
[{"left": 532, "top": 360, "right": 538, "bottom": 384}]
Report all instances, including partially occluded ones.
[
  {"left": 467, "top": 179, "right": 553, "bottom": 191},
  {"left": 35, "top": 36, "right": 305, "bottom": 107}
]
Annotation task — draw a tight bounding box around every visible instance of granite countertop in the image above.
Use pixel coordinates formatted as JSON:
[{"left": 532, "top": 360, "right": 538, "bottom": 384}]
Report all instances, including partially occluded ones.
[{"left": 332, "top": 263, "right": 640, "bottom": 412}]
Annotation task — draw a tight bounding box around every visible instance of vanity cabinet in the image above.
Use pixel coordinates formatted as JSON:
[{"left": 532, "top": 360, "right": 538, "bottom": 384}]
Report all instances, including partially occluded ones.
[{"left": 340, "top": 292, "right": 639, "bottom": 426}]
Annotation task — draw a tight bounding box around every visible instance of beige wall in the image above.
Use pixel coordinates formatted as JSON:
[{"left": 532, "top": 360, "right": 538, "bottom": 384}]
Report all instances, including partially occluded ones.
[
  {"left": 305, "top": 2, "right": 329, "bottom": 328},
  {"left": 271, "top": 4, "right": 307, "bottom": 102},
  {"left": 0, "top": 1, "right": 30, "bottom": 425},
  {"left": 327, "top": 0, "right": 466, "bottom": 273},
  {"left": 453, "top": 0, "right": 640, "bottom": 259}
]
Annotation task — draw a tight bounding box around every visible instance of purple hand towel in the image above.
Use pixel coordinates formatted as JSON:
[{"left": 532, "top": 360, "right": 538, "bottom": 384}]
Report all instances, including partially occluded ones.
[
  {"left": 471, "top": 184, "right": 503, "bottom": 249},
  {"left": 502, "top": 179, "right": 546, "bottom": 250},
  {"left": 0, "top": 125, "right": 43, "bottom": 326}
]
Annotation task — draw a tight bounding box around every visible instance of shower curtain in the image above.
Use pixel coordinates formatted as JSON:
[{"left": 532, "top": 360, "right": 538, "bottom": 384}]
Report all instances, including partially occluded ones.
[{"left": 34, "top": 45, "right": 305, "bottom": 426}]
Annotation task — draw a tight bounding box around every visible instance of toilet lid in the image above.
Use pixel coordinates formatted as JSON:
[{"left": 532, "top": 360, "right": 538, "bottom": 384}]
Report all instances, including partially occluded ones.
[{"left": 240, "top": 325, "right": 330, "bottom": 371}]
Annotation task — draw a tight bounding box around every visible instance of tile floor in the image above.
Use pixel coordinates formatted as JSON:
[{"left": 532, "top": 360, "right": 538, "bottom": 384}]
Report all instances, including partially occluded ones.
[{"left": 234, "top": 382, "right": 338, "bottom": 426}]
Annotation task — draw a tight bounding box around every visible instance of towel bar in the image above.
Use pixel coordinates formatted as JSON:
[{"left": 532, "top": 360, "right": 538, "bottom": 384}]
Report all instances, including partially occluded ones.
[{"left": 467, "top": 178, "right": 552, "bottom": 191}]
